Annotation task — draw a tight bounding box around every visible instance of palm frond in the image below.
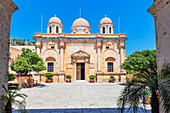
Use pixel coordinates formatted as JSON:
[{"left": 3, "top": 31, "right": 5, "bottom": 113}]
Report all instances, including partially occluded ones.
[{"left": 117, "top": 79, "right": 148, "bottom": 113}]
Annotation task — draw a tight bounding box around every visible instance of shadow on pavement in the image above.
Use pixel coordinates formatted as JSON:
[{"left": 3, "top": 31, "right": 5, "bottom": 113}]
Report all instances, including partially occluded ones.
[
  {"left": 13, "top": 107, "right": 151, "bottom": 113},
  {"left": 118, "top": 83, "right": 127, "bottom": 86}
]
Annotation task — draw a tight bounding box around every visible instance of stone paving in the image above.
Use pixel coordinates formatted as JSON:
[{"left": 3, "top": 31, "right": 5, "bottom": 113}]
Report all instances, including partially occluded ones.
[{"left": 13, "top": 82, "right": 151, "bottom": 113}]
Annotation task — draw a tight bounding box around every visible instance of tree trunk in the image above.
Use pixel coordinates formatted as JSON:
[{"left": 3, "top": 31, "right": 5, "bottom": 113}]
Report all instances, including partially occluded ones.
[
  {"left": 151, "top": 90, "right": 159, "bottom": 113},
  {"left": 5, "top": 100, "right": 12, "bottom": 113}
]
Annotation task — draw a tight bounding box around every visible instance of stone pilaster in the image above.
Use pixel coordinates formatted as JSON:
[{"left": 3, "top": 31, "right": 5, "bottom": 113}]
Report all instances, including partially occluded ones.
[
  {"left": 35, "top": 40, "right": 41, "bottom": 56},
  {"left": 59, "top": 40, "right": 65, "bottom": 74},
  {"left": 119, "top": 41, "right": 125, "bottom": 72},
  {"left": 96, "top": 39, "right": 102, "bottom": 74},
  {"left": 0, "top": 0, "right": 18, "bottom": 112}
]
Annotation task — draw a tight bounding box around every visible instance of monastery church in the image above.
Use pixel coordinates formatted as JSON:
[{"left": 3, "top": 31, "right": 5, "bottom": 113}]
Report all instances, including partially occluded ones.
[{"left": 32, "top": 15, "right": 127, "bottom": 82}]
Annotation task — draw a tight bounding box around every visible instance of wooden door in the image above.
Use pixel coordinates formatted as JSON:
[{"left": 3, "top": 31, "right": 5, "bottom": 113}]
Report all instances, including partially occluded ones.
[{"left": 76, "top": 63, "right": 81, "bottom": 80}]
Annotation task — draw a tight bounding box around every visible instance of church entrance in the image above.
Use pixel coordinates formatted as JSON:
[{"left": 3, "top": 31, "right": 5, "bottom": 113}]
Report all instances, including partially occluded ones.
[{"left": 76, "top": 63, "right": 85, "bottom": 80}]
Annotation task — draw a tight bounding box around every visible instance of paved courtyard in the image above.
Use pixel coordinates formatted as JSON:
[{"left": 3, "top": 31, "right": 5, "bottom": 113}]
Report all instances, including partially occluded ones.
[{"left": 13, "top": 82, "right": 151, "bottom": 113}]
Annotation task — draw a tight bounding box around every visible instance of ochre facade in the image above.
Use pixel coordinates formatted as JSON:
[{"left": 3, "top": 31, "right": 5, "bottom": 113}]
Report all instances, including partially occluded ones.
[{"left": 33, "top": 16, "right": 128, "bottom": 82}]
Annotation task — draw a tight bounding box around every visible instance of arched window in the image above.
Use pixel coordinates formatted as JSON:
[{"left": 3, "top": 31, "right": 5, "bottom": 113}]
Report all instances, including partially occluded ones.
[
  {"left": 102, "top": 27, "right": 105, "bottom": 34},
  {"left": 109, "top": 27, "right": 112, "bottom": 33},
  {"left": 56, "top": 27, "right": 58, "bottom": 33},
  {"left": 49, "top": 26, "right": 52, "bottom": 33}
]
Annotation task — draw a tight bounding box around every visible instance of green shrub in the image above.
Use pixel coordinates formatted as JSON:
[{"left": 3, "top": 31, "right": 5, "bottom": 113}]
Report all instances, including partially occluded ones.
[
  {"left": 89, "top": 75, "right": 95, "bottom": 79},
  {"left": 8, "top": 74, "right": 15, "bottom": 81},
  {"left": 126, "top": 75, "right": 130, "bottom": 80},
  {"left": 44, "top": 73, "right": 53, "bottom": 79},
  {"left": 66, "top": 75, "right": 71, "bottom": 79},
  {"left": 110, "top": 75, "right": 115, "bottom": 78}
]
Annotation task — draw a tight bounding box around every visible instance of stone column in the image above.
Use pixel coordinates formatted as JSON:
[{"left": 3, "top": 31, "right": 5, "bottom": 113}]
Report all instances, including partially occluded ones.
[
  {"left": 0, "top": 0, "right": 18, "bottom": 112},
  {"left": 54, "top": 25, "right": 56, "bottom": 34},
  {"left": 148, "top": 0, "right": 170, "bottom": 70},
  {"left": 148, "top": 0, "right": 170, "bottom": 113}
]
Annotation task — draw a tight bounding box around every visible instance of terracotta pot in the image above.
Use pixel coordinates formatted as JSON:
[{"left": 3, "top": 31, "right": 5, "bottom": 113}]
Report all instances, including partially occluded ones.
[
  {"left": 46, "top": 78, "right": 53, "bottom": 83},
  {"left": 109, "top": 80, "right": 115, "bottom": 83},
  {"left": 89, "top": 79, "right": 95, "bottom": 83},
  {"left": 22, "top": 84, "right": 27, "bottom": 88},
  {"left": 66, "top": 79, "right": 71, "bottom": 83}
]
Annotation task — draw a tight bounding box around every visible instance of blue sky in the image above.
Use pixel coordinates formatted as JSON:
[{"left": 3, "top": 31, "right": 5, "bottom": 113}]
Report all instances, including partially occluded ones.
[{"left": 11, "top": 0, "right": 155, "bottom": 56}]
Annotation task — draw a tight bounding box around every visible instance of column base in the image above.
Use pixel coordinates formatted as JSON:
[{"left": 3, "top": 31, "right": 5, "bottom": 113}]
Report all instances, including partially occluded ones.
[
  {"left": 96, "top": 72, "right": 103, "bottom": 74},
  {"left": 58, "top": 72, "right": 65, "bottom": 82},
  {"left": 119, "top": 72, "right": 127, "bottom": 83},
  {"left": 58, "top": 72, "right": 65, "bottom": 74}
]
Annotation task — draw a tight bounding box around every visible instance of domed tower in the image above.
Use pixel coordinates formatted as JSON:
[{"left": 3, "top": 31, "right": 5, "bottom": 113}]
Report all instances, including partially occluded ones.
[
  {"left": 47, "top": 16, "right": 63, "bottom": 34},
  {"left": 99, "top": 16, "right": 114, "bottom": 34},
  {"left": 71, "top": 18, "right": 91, "bottom": 34}
]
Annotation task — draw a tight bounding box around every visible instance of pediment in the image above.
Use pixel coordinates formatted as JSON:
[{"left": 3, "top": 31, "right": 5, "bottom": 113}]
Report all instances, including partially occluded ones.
[{"left": 72, "top": 50, "right": 90, "bottom": 58}]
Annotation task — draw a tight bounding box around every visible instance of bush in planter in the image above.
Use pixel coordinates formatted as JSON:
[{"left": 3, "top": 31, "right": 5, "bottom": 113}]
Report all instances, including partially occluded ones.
[
  {"left": 89, "top": 75, "right": 95, "bottom": 83},
  {"left": 109, "top": 75, "right": 116, "bottom": 82},
  {"left": 8, "top": 74, "right": 15, "bottom": 81},
  {"left": 44, "top": 73, "right": 53, "bottom": 82},
  {"left": 66, "top": 75, "right": 71, "bottom": 82}
]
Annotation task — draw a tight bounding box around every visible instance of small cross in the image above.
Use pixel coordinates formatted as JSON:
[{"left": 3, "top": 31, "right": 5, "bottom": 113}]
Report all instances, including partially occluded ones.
[
  {"left": 54, "top": 14, "right": 56, "bottom": 17},
  {"left": 105, "top": 15, "right": 107, "bottom": 17}
]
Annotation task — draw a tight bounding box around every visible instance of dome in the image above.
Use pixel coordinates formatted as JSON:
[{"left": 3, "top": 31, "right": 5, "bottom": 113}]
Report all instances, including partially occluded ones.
[
  {"left": 72, "top": 18, "right": 90, "bottom": 28},
  {"left": 48, "top": 17, "right": 61, "bottom": 24},
  {"left": 100, "top": 17, "right": 112, "bottom": 24}
]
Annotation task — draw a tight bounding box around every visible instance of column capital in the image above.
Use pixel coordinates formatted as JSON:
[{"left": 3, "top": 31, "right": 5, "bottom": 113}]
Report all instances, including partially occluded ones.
[
  {"left": 59, "top": 40, "right": 65, "bottom": 49},
  {"left": 0, "top": 0, "right": 18, "bottom": 13},
  {"left": 147, "top": 0, "right": 170, "bottom": 15}
]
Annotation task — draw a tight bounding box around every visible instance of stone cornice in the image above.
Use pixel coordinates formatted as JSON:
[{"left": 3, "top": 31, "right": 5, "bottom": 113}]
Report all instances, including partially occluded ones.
[
  {"left": 33, "top": 36, "right": 128, "bottom": 40},
  {"left": 0, "top": 0, "right": 18, "bottom": 13},
  {"left": 148, "top": 0, "right": 170, "bottom": 15}
]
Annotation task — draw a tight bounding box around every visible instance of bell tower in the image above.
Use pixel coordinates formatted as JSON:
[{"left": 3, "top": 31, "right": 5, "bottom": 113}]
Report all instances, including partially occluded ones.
[{"left": 99, "top": 15, "right": 114, "bottom": 34}]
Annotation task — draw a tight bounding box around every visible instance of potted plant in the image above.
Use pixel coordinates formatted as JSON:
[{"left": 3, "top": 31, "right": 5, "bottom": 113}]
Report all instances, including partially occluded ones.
[
  {"left": 89, "top": 75, "right": 95, "bottom": 83},
  {"left": 66, "top": 75, "right": 71, "bottom": 83},
  {"left": 109, "top": 75, "right": 116, "bottom": 83},
  {"left": 144, "top": 91, "right": 152, "bottom": 104},
  {"left": 22, "top": 82, "right": 27, "bottom": 88},
  {"left": 44, "top": 73, "right": 53, "bottom": 83}
]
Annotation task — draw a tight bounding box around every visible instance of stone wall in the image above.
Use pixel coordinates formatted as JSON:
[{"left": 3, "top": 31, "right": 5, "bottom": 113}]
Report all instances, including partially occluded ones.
[
  {"left": 0, "top": 0, "right": 18, "bottom": 112},
  {"left": 148, "top": 0, "right": 170, "bottom": 69}
]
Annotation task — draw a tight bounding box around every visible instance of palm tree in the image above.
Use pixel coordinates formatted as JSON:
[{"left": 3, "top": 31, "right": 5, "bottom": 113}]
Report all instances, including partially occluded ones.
[
  {"left": 0, "top": 74, "right": 27, "bottom": 113},
  {"left": 117, "top": 64, "right": 170, "bottom": 113},
  {"left": 0, "top": 84, "right": 27, "bottom": 113}
]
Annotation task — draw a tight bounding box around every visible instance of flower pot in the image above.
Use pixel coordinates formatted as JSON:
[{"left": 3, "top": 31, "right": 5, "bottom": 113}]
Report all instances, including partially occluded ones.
[
  {"left": 66, "top": 78, "right": 71, "bottom": 83},
  {"left": 22, "top": 84, "right": 27, "bottom": 88},
  {"left": 46, "top": 78, "right": 53, "bottom": 83},
  {"left": 109, "top": 80, "right": 115, "bottom": 83},
  {"left": 89, "top": 79, "right": 95, "bottom": 83}
]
